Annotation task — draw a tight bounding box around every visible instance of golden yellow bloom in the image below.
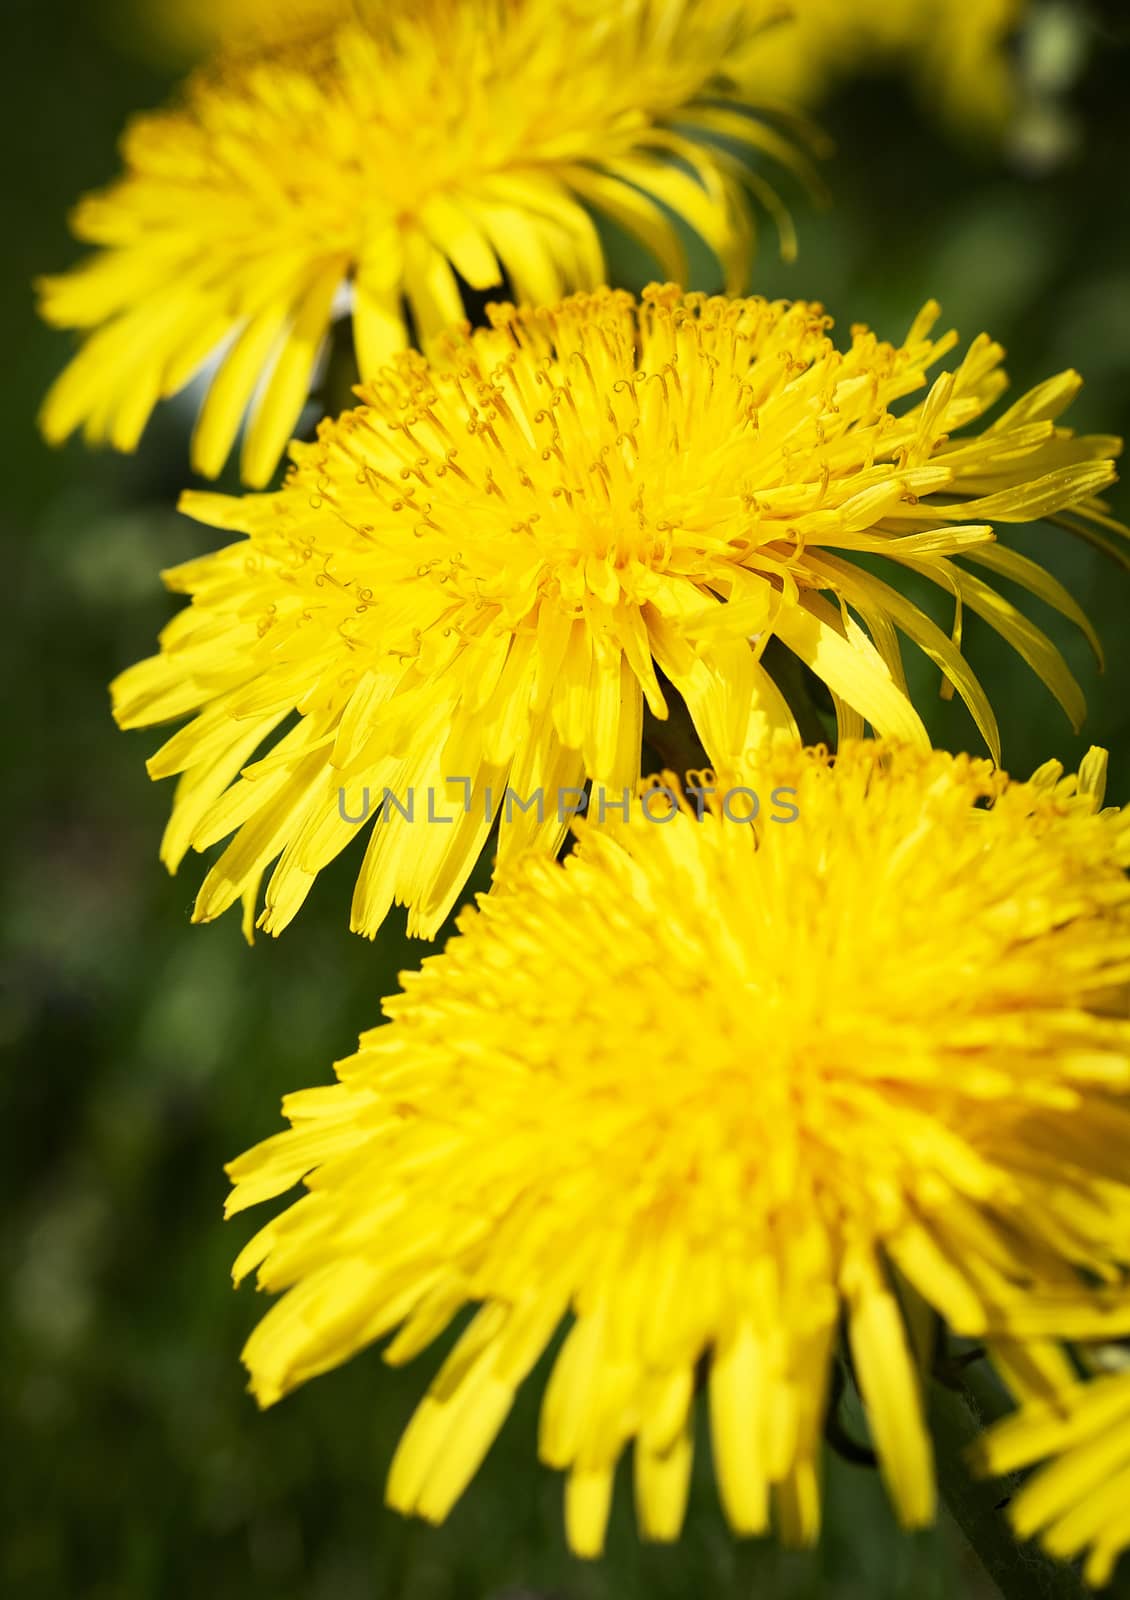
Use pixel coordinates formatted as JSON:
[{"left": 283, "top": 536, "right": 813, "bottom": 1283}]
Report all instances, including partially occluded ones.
[
  {"left": 981, "top": 1360, "right": 1130, "bottom": 1587},
  {"left": 144, "top": 0, "right": 353, "bottom": 60},
  {"left": 38, "top": 0, "right": 810, "bottom": 486},
  {"left": 227, "top": 742, "right": 1130, "bottom": 1557},
  {"left": 112, "top": 287, "right": 1123, "bottom": 942},
  {"left": 749, "top": 0, "right": 1023, "bottom": 134}
]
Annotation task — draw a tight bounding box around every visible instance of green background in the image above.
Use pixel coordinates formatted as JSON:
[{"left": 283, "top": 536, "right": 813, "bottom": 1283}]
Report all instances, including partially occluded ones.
[{"left": 3, "top": 2, "right": 1129, "bottom": 1595}]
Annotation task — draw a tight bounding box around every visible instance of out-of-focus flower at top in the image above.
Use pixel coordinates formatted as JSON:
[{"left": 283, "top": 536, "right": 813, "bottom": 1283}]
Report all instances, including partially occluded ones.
[
  {"left": 111, "top": 286, "right": 1124, "bottom": 944},
  {"left": 749, "top": 0, "right": 1025, "bottom": 136},
  {"left": 38, "top": 0, "right": 815, "bottom": 486},
  {"left": 226, "top": 742, "right": 1130, "bottom": 1558},
  {"left": 141, "top": 0, "right": 354, "bottom": 60}
]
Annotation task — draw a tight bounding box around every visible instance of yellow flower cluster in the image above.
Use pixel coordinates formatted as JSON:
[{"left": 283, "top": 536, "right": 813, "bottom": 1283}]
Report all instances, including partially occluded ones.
[{"left": 42, "top": 0, "right": 1130, "bottom": 1585}]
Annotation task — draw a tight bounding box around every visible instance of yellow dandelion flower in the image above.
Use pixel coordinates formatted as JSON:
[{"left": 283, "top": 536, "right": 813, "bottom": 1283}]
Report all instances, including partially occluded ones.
[
  {"left": 144, "top": 0, "right": 353, "bottom": 61},
  {"left": 226, "top": 741, "right": 1130, "bottom": 1557},
  {"left": 980, "top": 1360, "right": 1130, "bottom": 1588},
  {"left": 748, "top": 0, "right": 1023, "bottom": 134},
  {"left": 37, "top": 0, "right": 812, "bottom": 487},
  {"left": 111, "top": 287, "right": 1124, "bottom": 942}
]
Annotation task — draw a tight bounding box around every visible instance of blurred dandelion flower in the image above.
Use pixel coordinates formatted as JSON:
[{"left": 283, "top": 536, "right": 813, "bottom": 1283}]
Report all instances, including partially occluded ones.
[
  {"left": 37, "top": 0, "right": 813, "bottom": 486},
  {"left": 980, "top": 1361, "right": 1130, "bottom": 1588},
  {"left": 227, "top": 742, "right": 1130, "bottom": 1557},
  {"left": 749, "top": 0, "right": 1024, "bottom": 135},
  {"left": 144, "top": 0, "right": 354, "bottom": 60},
  {"left": 112, "top": 286, "right": 1124, "bottom": 940}
]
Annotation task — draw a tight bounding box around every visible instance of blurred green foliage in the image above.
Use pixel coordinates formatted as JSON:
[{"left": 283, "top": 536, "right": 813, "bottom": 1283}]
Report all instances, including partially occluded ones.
[{"left": 3, "top": 1, "right": 1129, "bottom": 1595}]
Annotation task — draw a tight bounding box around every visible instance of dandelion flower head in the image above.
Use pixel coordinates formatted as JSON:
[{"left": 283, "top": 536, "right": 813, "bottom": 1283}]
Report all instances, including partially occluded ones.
[
  {"left": 112, "top": 287, "right": 1123, "bottom": 942},
  {"left": 228, "top": 741, "right": 1130, "bottom": 1557},
  {"left": 749, "top": 0, "right": 1024, "bottom": 134},
  {"left": 144, "top": 0, "right": 355, "bottom": 60},
  {"left": 39, "top": 0, "right": 810, "bottom": 485},
  {"left": 982, "top": 1359, "right": 1130, "bottom": 1588}
]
